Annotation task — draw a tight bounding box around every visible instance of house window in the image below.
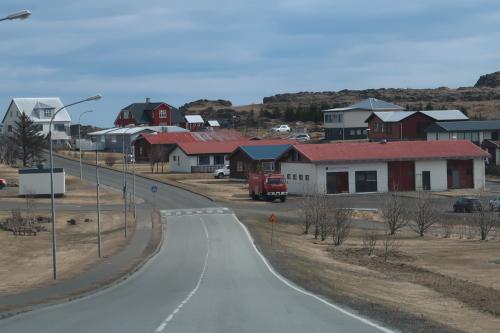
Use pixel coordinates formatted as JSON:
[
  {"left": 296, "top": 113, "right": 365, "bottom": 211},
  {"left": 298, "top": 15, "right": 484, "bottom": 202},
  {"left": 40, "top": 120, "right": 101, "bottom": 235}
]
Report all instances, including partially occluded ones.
[
  {"left": 287, "top": 174, "right": 291, "bottom": 180},
  {"left": 123, "top": 110, "right": 129, "bottom": 119},
  {"left": 299, "top": 174, "right": 303, "bottom": 180},
  {"left": 356, "top": 129, "right": 362, "bottom": 135},
  {"left": 325, "top": 113, "right": 343, "bottom": 123},
  {"left": 43, "top": 109, "right": 53, "bottom": 118},
  {"left": 355, "top": 171, "right": 377, "bottom": 193},
  {"left": 173, "top": 156, "right": 177, "bottom": 162},
  {"left": 214, "top": 155, "right": 225, "bottom": 165},
  {"left": 237, "top": 161, "right": 243, "bottom": 172},
  {"left": 293, "top": 174, "right": 297, "bottom": 180},
  {"left": 159, "top": 110, "right": 167, "bottom": 118},
  {"left": 349, "top": 129, "right": 355, "bottom": 136},
  {"left": 471, "top": 132, "right": 479, "bottom": 142},
  {"left": 262, "top": 161, "right": 275, "bottom": 172},
  {"left": 54, "top": 124, "right": 65, "bottom": 132},
  {"left": 7, "top": 125, "right": 12, "bottom": 132},
  {"left": 111, "top": 136, "right": 117, "bottom": 143},
  {"left": 305, "top": 175, "right": 309, "bottom": 181},
  {"left": 198, "top": 155, "right": 210, "bottom": 165}
]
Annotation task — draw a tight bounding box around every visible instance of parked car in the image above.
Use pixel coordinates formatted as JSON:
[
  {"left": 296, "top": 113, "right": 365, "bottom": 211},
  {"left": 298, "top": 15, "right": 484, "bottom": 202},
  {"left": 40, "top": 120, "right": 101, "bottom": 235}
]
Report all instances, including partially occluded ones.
[
  {"left": 271, "top": 124, "right": 291, "bottom": 132},
  {"left": 489, "top": 195, "right": 500, "bottom": 210},
  {"left": 453, "top": 197, "right": 482, "bottom": 213},
  {"left": 0, "top": 178, "right": 6, "bottom": 190},
  {"left": 213, "top": 165, "right": 230, "bottom": 179},
  {"left": 287, "top": 133, "right": 310, "bottom": 142}
]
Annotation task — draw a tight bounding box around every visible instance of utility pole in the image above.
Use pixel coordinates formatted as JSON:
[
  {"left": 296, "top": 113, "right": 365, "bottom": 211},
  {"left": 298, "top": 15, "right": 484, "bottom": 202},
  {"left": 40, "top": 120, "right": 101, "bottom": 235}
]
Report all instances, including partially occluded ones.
[
  {"left": 78, "top": 110, "right": 93, "bottom": 180},
  {"left": 95, "top": 145, "right": 101, "bottom": 257}
]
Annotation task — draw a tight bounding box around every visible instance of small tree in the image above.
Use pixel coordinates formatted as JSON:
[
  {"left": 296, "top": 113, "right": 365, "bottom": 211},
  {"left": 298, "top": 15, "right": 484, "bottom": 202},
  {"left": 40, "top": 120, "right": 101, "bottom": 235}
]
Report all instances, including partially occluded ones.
[
  {"left": 382, "top": 192, "right": 409, "bottom": 235},
  {"left": 105, "top": 155, "right": 117, "bottom": 167},
  {"left": 299, "top": 187, "right": 316, "bottom": 234},
  {"left": 470, "top": 205, "right": 496, "bottom": 240},
  {"left": 410, "top": 192, "right": 440, "bottom": 237},
  {"left": 10, "top": 113, "right": 46, "bottom": 166},
  {"left": 329, "top": 198, "right": 353, "bottom": 246},
  {"left": 362, "top": 231, "right": 378, "bottom": 256},
  {"left": 382, "top": 231, "right": 399, "bottom": 262}
]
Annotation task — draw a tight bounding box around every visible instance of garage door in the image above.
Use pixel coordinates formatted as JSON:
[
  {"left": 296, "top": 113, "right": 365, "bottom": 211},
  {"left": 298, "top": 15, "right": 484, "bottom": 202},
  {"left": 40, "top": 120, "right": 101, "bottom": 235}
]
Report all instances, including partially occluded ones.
[
  {"left": 326, "top": 172, "right": 349, "bottom": 194},
  {"left": 388, "top": 161, "right": 415, "bottom": 191}
]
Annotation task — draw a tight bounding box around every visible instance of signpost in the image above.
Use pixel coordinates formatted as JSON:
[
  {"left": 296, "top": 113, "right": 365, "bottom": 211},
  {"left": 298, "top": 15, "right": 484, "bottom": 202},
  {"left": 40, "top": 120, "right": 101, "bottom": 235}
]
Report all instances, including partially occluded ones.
[
  {"left": 151, "top": 185, "right": 158, "bottom": 211},
  {"left": 269, "top": 213, "right": 277, "bottom": 246}
]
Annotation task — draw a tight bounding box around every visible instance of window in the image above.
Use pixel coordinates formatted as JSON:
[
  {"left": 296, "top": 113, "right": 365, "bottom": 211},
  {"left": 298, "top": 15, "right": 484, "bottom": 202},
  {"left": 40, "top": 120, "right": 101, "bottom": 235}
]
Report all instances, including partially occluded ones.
[
  {"left": 43, "top": 109, "right": 53, "bottom": 118},
  {"left": 293, "top": 174, "right": 297, "bottom": 180},
  {"left": 173, "top": 156, "right": 177, "bottom": 161},
  {"left": 262, "top": 161, "right": 275, "bottom": 172},
  {"left": 299, "top": 174, "right": 303, "bottom": 180},
  {"left": 214, "top": 155, "right": 225, "bottom": 165},
  {"left": 287, "top": 174, "right": 291, "bottom": 180},
  {"left": 7, "top": 125, "right": 12, "bottom": 132},
  {"left": 356, "top": 129, "right": 362, "bottom": 135},
  {"left": 464, "top": 132, "right": 472, "bottom": 140},
  {"left": 111, "top": 136, "right": 117, "bottom": 143},
  {"left": 324, "top": 113, "right": 343, "bottom": 123},
  {"left": 159, "top": 110, "right": 167, "bottom": 118},
  {"left": 484, "top": 131, "right": 492, "bottom": 140},
  {"left": 54, "top": 124, "right": 65, "bottom": 131},
  {"left": 237, "top": 161, "right": 243, "bottom": 172},
  {"left": 349, "top": 129, "right": 355, "bottom": 136},
  {"left": 355, "top": 171, "right": 377, "bottom": 192},
  {"left": 305, "top": 175, "right": 309, "bottom": 181},
  {"left": 123, "top": 110, "right": 129, "bottom": 119},
  {"left": 457, "top": 132, "right": 465, "bottom": 140},
  {"left": 471, "top": 132, "right": 479, "bottom": 142},
  {"left": 198, "top": 155, "right": 210, "bottom": 165}
]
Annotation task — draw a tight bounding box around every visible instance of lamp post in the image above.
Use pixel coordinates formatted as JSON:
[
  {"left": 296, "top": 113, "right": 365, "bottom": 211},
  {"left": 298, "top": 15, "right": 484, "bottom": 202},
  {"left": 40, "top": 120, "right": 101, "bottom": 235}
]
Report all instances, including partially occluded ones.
[
  {"left": 78, "top": 110, "right": 93, "bottom": 180},
  {"left": 95, "top": 139, "right": 102, "bottom": 257},
  {"left": 0, "top": 10, "right": 31, "bottom": 21},
  {"left": 122, "top": 126, "right": 134, "bottom": 238},
  {"left": 49, "top": 94, "right": 101, "bottom": 280}
]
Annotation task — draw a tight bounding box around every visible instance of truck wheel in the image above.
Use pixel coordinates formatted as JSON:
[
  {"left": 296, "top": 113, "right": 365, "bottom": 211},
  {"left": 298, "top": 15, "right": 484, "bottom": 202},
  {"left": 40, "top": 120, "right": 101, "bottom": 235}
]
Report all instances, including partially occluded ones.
[
  {"left": 251, "top": 193, "right": 258, "bottom": 200},
  {"left": 266, "top": 196, "right": 275, "bottom": 202},
  {"left": 218, "top": 173, "right": 224, "bottom": 179},
  {"left": 280, "top": 196, "right": 286, "bottom": 202}
]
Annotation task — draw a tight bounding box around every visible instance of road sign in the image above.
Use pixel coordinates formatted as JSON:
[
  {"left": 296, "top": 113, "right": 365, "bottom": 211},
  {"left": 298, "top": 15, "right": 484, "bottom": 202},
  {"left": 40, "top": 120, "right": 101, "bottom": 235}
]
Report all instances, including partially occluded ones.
[
  {"left": 269, "top": 213, "right": 277, "bottom": 223},
  {"left": 151, "top": 185, "right": 158, "bottom": 193}
]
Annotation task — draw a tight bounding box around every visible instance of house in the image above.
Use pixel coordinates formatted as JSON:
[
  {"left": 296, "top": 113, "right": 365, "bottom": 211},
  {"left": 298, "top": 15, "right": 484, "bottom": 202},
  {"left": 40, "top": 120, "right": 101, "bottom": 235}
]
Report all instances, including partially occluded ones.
[
  {"left": 89, "top": 126, "right": 187, "bottom": 152},
  {"left": 169, "top": 139, "right": 292, "bottom": 173},
  {"left": 229, "top": 144, "right": 293, "bottom": 179},
  {"left": 207, "top": 120, "right": 220, "bottom": 129},
  {"left": 133, "top": 129, "right": 247, "bottom": 161},
  {"left": 1, "top": 97, "right": 71, "bottom": 147},
  {"left": 114, "top": 98, "right": 185, "bottom": 128},
  {"left": 184, "top": 115, "right": 205, "bottom": 131},
  {"left": 425, "top": 120, "right": 500, "bottom": 145},
  {"left": 322, "top": 98, "right": 403, "bottom": 140},
  {"left": 280, "top": 140, "right": 488, "bottom": 195},
  {"left": 366, "top": 110, "right": 468, "bottom": 141}
]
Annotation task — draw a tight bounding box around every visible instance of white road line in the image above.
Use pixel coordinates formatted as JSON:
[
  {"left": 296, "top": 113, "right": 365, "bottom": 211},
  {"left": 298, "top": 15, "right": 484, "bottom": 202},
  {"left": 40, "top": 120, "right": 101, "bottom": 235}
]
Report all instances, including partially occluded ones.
[
  {"left": 155, "top": 217, "right": 209, "bottom": 332},
  {"left": 233, "top": 214, "right": 395, "bottom": 333}
]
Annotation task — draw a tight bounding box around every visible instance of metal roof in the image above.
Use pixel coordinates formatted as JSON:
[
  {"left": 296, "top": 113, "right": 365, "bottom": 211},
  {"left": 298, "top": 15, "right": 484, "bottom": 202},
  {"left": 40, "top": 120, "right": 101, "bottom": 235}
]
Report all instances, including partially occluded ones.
[
  {"left": 207, "top": 120, "right": 220, "bottom": 127},
  {"left": 323, "top": 98, "right": 403, "bottom": 112},
  {"left": 370, "top": 111, "right": 416, "bottom": 122},
  {"left": 185, "top": 115, "right": 204, "bottom": 123},
  {"left": 139, "top": 129, "right": 248, "bottom": 144},
  {"left": 425, "top": 120, "right": 500, "bottom": 133},
  {"left": 239, "top": 144, "right": 292, "bottom": 161},
  {"left": 293, "top": 140, "right": 489, "bottom": 163},
  {"left": 3, "top": 97, "right": 71, "bottom": 123},
  {"left": 89, "top": 126, "right": 187, "bottom": 136},
  {"left": 419, "top": 110, "right": 468, "bottom": 121}
]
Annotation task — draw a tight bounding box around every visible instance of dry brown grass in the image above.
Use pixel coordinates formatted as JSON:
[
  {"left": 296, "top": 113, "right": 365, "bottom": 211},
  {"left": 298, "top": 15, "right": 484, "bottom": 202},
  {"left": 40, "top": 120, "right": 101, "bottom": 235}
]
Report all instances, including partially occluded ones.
[{"left": 244, "top": 218, "right": 500, "bottom": 333}]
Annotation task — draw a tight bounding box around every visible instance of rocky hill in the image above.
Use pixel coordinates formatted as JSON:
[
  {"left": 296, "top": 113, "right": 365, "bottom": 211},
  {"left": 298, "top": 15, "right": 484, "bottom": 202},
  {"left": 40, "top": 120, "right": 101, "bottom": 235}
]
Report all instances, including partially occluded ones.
[{"left": 475, "top": 71, "right": 500, "bottom": 88}]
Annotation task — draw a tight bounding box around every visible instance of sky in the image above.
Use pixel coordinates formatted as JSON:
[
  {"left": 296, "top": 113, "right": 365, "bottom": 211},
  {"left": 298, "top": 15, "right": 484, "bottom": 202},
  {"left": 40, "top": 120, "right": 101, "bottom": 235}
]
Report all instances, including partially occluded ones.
[{"left": 2, "top": 0, "right": 500, "bottom": 127}]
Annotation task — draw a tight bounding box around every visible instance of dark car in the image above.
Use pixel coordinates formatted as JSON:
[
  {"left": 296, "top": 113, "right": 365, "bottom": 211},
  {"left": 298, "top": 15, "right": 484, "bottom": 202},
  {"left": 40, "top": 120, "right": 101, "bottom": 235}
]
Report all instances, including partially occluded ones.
[{"left": 453, "top": 197, "right": 482, "bottom": 213}]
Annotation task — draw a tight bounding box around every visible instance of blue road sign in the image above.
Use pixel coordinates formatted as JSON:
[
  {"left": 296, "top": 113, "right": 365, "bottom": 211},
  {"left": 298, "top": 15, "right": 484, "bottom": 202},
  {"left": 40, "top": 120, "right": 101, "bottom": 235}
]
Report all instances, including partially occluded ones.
[{"left": 151, "top": 185, "right": 158, "bottom": 193}]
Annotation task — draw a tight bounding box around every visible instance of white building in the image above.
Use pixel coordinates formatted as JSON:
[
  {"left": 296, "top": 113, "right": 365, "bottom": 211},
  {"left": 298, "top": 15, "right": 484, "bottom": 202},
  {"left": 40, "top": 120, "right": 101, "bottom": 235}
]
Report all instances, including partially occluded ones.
[
  {"left": 1, "top": 98, "right": 71, "bottom": 147},
  {"left": 19, "top": 167, "right": 65, "bottom": 196},
  {"left": 280, "top": 140, "right": 488, "bottom": 195},
  {"left": 322, "top": 98, "right": 403, "bottom": 141}
]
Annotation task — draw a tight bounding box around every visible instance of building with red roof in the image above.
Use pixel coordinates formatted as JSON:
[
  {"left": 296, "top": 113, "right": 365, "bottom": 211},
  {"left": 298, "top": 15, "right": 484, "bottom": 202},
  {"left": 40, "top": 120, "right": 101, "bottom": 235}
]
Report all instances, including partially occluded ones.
[{"left": 280, "top": 140, "right": 488, "bottom": 194}]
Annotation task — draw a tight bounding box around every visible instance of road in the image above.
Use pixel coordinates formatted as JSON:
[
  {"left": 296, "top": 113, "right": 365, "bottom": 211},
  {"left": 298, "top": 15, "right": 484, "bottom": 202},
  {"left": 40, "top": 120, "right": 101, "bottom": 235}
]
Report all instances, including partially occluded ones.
[{"left": 0, "top": 157, "right": 392, "bottom": 333}]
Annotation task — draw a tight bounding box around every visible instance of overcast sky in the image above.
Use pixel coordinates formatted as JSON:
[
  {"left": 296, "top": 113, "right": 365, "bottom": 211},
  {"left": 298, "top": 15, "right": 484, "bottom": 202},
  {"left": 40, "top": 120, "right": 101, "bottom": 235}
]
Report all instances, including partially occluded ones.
[{"left": 2, "top": 1, "right": 500, "bottom": 127}]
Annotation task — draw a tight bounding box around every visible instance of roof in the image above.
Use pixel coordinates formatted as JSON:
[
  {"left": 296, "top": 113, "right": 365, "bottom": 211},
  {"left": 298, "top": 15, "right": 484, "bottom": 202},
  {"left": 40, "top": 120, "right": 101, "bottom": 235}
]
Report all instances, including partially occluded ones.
[
  {"left": 185, "top": 115, "right": 204, "bottom": 123},
  {"left": 419, "top": 110, "right": 468, "bottom": 121},
  {"left": 175, "top": 139, "right": 294, "bottom": 156},
  {"left": 139, "top": 129, "right": 247, "bottom": 145},
  {"left": 425, "top": 120, "right": 500, "bottom": 133},
  {"left": 292, "top": 140, "right": 489, "bottom": 163},
  {"left": 89, "top": 126, "right": 188, "bottom": 136},
  {"left": 116, "top": 101, "right": 184, "bottom": 125},
  {"left": 3, "top": 97, "right": 71, "bottom": 124},
  {"left": 323, "top": 98, "right": 403, "bottom": 112},
  {"left": 207, "top": 120, "right": 220, "bottom": 127},
  {"left": 368, "top": 111, "right": 416, "bottom": 122},
  {"left": 238, "top": 144, "right": 292, "bottom": 161}
]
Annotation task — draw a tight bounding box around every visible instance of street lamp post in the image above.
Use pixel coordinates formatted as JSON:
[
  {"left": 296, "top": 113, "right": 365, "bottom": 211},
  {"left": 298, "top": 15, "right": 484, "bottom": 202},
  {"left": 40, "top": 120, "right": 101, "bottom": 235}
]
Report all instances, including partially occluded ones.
[
  {"left": 78, "top": 110, "right": 93, "bottom": 180},
  {"left": 49, "top": 95, "right": 101, "bottom": 280},
  {"left": 95, "top": 141, "right": 102, "bottom": 257},
  {"left": 122, "top": 126, "right": 134, "bottom": 238},
  {"left": 0, "top": 10, "right": 31, "bottom": 21}
]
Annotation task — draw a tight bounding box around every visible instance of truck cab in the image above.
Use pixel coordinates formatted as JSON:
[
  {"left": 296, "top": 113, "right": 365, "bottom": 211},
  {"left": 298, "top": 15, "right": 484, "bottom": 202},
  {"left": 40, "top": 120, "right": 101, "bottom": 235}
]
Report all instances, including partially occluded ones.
[{"left": 248, "top": 172, "right": 288, "bottom": 202}]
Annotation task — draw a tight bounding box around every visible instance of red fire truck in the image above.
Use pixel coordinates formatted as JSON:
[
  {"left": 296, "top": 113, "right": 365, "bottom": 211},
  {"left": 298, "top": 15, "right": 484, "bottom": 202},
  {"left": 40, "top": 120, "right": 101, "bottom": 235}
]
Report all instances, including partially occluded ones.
[{"left": 248, "top": 172, "right": 288, "bottom": 202}]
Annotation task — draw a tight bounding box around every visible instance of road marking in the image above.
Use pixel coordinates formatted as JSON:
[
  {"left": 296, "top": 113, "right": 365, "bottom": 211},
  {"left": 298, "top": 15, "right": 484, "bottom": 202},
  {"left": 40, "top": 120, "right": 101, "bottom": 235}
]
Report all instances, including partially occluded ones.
[
  {"left": 155, "top": 217, "right": 209, "bottom": 332},
  {"left": 233, "top": 214, "right": 395, "bottom": 333}
]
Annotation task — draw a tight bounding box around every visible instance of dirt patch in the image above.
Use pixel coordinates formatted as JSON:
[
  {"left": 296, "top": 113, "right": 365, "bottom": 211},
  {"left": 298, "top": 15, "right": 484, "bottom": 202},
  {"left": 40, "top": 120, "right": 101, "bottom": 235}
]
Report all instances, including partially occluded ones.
[{"left": 242, "top": 218, "right": 500, "bottom": 333}]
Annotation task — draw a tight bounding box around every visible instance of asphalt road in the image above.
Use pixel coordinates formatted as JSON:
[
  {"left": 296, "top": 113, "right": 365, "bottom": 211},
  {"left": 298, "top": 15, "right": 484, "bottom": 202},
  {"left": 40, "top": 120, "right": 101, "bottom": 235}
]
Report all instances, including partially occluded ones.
[{"left": 0, "top": 157, "right": 393, "bottom": 333}]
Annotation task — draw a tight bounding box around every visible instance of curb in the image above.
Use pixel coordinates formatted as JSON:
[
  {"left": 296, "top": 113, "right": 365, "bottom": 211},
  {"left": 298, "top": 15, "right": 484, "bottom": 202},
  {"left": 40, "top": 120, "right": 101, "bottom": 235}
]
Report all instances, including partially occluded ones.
[{"left": 54, "top": 153, "right": 215, "bottom": 202}]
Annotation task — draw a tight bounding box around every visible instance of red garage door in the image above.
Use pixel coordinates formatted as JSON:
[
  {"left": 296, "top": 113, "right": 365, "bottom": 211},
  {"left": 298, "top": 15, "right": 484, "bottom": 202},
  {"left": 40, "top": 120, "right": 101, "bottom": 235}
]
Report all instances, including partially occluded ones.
[
  {"left": 447, "top": 159, "right": 473, "bottom": 189},
  {"left": 388, "top": 161, "right": 415, "bottom": 191}
]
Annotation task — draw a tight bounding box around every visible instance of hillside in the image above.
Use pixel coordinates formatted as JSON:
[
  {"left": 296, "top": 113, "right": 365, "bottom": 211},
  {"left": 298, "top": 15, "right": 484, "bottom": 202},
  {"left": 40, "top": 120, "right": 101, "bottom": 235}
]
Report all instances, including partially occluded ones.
[{"left": 180, "top": 71, "right": 500, "bottom": 127}]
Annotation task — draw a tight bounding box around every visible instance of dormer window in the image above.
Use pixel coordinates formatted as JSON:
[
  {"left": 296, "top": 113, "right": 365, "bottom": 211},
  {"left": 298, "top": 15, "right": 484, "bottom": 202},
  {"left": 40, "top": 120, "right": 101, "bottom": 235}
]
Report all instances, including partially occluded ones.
[{"left": 44, "top": 109, "right": 52, "bottom": 118}]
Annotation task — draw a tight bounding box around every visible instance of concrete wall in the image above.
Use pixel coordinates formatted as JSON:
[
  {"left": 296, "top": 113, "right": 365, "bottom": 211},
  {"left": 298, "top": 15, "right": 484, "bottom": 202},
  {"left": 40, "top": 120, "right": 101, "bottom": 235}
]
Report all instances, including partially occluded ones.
[
  {"left": 473, "top": 158, "right": 485, "bottom": 190},
  {"left": 169, "top": 147, "right": 192, "bottom": 173},
  {"left": 414, "top": 160, "right": 447, "bottom": 191},
  {"left": 281, "top": 163, "right": 318, "bottom": 195}
]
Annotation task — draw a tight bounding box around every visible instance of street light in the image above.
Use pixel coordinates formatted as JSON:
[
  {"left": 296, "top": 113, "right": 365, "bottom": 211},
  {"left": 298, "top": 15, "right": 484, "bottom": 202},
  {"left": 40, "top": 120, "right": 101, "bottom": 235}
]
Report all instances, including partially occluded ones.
[
  {"left": 0, "top": 10, "right": 31, "bottom": 21},
  {"left": 122, "top": 125, "right": 134, "bottom": 238},
  {"left": 78, "top": 110, "right": 94, "bottom": 180},
  {"left": 49, "top": 94, "right": 101, "bottom": 280}
]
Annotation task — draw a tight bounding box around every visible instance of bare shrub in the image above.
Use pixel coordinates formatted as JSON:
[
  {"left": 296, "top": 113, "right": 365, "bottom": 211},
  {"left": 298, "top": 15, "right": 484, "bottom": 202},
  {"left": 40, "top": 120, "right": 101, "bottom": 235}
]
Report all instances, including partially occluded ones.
[
  {"left": 440, "top": 218, "right": 454, "bottom": 238},
  {"left": 410, "top": 192, "right": 440, "bottom": 237},
  {"left": 382, "top": 192, "right": 409, "bottom": 235},
  {"left": 105, "top": 155, "right": 117, "bottom": 167},
  {"left": 311, "top": 191, "right": 328, "bottom": 240},
  {"left": 382, "top": 231, "right": 399, "bottom": 262},
  {"left": 470, "top": 205, "right": 496, "bottom": 240},
  {"left": 362, "top": 230, "right": 378, "bottom": 256},
  {"left": 329, "top": 198, "right": 353, "bottom": 246},
  {"left": 9, "top": 209, "right": 24, "bottom": 232},
  {"left": 299, "top": 185, "right": 317, "bottom": 234}
]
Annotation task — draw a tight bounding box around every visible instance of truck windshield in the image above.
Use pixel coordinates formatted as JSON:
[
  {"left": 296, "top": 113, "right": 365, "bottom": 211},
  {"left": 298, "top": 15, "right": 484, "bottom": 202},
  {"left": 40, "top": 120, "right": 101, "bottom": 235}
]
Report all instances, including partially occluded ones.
[{"left": 267, "top": 178, "right": 284, "bottom": 184}]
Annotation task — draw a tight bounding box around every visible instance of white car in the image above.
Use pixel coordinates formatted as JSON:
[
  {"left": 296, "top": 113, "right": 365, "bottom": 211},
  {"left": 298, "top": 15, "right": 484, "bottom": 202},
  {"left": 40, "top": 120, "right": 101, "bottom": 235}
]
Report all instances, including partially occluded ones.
[
  {"left": 214, "top": 165, "right": 230, "bottom": 179},
  {"left": 288, "top": 133, "right": 310, "bottom": 142},
  {"left": 489, "top": 195, "right": 500, "bottom": 210},
  {"left": 271, "top": 124, "right": 291, "bottom": 132}
]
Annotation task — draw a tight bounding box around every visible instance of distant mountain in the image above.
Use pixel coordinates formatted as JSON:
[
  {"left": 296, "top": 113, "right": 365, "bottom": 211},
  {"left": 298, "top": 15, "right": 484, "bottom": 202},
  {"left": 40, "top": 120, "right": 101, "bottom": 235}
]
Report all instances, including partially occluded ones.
[{"left": 475, "top": 71, "right": 500, "bottom": 88}]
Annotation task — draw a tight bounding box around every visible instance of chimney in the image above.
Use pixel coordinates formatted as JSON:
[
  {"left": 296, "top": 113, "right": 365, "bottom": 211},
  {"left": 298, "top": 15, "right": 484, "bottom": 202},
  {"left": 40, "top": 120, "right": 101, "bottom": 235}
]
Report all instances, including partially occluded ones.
[{"left": 146, "top": 97, "right": 151, "bottom": 104}]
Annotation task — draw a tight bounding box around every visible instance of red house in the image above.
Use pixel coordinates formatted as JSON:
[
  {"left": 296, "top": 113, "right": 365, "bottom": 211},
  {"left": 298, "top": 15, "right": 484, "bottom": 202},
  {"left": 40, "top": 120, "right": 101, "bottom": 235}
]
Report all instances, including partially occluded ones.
[
  {"left": 365, "top": 110, "right": 468, "bottom": 141},
  {"left": 114, "top": 98, "right": 185, "bottom": 128}
]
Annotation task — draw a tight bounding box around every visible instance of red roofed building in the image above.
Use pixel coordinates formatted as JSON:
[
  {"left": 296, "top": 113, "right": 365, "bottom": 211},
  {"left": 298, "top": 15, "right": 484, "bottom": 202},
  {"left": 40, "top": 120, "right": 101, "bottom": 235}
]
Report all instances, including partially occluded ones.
[
  {"left": 280, "top": 140, "right": 488, "bottom": 194},
  {"left": 133, "top": 129, "right": 249, "bottom": 161},
  {"left": 169, "top": 139, "right": 295, "bottom": 173}
]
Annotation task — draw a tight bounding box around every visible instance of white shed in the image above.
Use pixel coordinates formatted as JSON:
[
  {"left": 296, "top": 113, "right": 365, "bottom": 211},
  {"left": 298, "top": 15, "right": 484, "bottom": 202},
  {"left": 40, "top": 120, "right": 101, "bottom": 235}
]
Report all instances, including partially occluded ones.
[{"left": 19, "top": 167, "right": 65, "bottom": 196}]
